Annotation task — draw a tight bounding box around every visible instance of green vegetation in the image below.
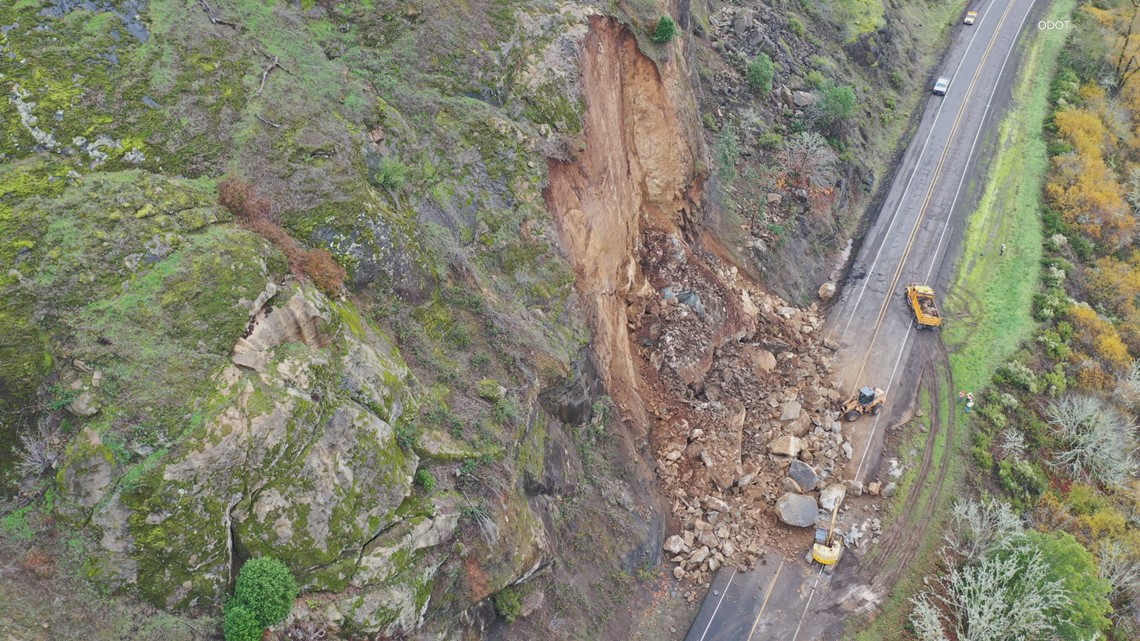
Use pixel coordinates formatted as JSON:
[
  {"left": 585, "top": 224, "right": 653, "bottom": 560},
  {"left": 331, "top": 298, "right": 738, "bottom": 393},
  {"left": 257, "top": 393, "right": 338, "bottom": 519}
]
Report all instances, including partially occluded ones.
[
  {"left": 943, "top": 0, "right": 1070, "bottom": 393},
  {"left": 787, "top": 16, "right": 805, "bottom": 37},
  {"left": 375, "top": 158, "right": 410, "bottom": 191},
  {"left": 223, "top": 606, "right": 262, "bottom": 641},
  {"left": 493, "top": 586, "right": 522, "bottom": 623},
  {"left": 815, "top": 83, "right": 857, "bottom": 127},
  {"left": 746, "top": 53, "right": 775, "bottom": 96},
  {"left": 650, "top": 15, "right": 678, "bottom": 43},
  {"left": 228, "top": 557, "right": 298, "bottom": 630},
  {"left": 1023, "top": 530, "right": 1112, "bottom": 640},
  {"left": 414, "top": 468, "right": 437, "bottom": 493}
]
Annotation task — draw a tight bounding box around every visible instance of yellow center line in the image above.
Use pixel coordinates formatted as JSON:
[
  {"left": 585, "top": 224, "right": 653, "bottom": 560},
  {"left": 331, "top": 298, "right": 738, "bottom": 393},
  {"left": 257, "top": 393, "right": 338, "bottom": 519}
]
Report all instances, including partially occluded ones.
[
  {"left": 745, "top": 556, "right": 785, "bottom": 641},
  {"left": 846, "top": 0, "right": 1021, "bottom": 394}
]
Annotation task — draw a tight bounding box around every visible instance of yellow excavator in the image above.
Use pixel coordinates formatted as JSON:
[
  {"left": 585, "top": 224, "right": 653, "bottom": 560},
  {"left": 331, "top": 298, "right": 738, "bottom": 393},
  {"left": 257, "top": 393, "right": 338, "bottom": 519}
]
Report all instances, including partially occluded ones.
[{"left": 812, "top": 501, "right": 843, "bottom": 569}]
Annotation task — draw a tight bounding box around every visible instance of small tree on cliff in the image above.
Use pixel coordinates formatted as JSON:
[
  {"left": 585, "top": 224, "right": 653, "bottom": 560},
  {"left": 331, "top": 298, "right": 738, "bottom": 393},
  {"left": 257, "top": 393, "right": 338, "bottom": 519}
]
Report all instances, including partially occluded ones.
[
  {"left": 225, "top": 556, "right": 298, "bottom": 640},
  {"left": 651, "top": 15, "right": 678, "bottom": 43}
]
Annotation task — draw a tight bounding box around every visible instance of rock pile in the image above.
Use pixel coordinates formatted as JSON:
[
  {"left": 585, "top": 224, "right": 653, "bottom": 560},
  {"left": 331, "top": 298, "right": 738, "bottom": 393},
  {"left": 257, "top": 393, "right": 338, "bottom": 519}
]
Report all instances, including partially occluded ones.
[{"left": 631, "top": 230, "right": 864, "bottom": 580}]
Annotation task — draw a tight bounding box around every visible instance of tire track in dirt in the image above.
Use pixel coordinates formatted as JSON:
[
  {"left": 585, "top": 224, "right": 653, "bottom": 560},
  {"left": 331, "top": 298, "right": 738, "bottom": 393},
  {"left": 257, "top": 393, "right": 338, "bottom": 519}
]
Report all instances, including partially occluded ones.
[{"left": 869, "top": 339, "right": 956, "bottom": 590}]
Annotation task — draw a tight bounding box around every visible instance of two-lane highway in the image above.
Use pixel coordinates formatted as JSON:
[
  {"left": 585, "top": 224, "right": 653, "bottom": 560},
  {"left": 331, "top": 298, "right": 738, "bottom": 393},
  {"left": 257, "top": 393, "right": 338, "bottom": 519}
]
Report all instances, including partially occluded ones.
[{"left": 685, "top": 0, "right": 1042, "bottom": 638}]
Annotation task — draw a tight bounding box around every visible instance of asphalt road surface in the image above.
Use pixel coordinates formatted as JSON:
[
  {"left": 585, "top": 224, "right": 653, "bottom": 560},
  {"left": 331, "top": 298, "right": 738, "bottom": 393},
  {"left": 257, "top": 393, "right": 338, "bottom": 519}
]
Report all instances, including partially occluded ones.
[{"left": 685, "top": 0, "right": 1042, "bottom": 638}]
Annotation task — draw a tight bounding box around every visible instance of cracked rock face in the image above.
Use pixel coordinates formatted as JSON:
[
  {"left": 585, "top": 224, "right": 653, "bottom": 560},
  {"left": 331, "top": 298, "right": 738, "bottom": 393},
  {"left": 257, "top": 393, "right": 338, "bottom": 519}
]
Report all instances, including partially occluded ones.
[{"left": 72, "top": 284, "right": 422, "bottom": 611}]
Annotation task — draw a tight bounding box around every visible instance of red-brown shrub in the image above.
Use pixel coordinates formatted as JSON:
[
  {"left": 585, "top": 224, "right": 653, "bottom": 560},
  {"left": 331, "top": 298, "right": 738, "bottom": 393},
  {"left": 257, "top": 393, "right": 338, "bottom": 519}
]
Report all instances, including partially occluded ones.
[
  {"left": 22, "top": 548, "right": 55, "bottom": 578},
  {"left": 217, "top": 177, "right": 345, "bottom": 297},
  {"left": 218, "top": 176, "right": 273, "bottom": 223},
  {"left": 302, "top": 249, "right": 346, "bottom": 297}
]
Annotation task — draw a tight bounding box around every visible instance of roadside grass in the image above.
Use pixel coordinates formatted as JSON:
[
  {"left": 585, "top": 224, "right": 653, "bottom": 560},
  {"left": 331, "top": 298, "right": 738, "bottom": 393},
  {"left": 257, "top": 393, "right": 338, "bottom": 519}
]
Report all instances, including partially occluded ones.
[
  {"left": 942, "top": 0, "right": 1075, "bottom": 393},
  {"left": 855, "top": 372, "right": 962, "bottom": 641},
  {"left": 854, "top": 1, "right": 1074, "bottom": 639}
]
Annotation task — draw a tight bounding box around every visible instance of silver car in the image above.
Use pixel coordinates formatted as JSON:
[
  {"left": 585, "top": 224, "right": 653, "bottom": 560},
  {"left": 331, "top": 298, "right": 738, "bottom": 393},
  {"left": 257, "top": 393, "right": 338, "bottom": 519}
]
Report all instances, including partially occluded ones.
[{"left": 933, "top": 77, "right": 950, "bottom": 95}]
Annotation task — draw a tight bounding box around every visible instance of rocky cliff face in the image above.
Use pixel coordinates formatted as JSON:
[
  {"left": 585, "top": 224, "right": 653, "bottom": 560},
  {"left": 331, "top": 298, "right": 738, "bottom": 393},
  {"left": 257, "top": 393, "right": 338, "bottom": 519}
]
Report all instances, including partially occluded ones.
[{"left": 1, "top": 0, "right": 956, "bottom": 638}]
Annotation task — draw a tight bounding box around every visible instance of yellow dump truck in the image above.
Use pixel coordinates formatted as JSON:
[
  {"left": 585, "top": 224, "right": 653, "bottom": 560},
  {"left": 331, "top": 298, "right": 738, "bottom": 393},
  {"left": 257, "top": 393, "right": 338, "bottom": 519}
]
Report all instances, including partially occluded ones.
[{"left": 906, "top": 284, "right": 942, "bottom": 330}]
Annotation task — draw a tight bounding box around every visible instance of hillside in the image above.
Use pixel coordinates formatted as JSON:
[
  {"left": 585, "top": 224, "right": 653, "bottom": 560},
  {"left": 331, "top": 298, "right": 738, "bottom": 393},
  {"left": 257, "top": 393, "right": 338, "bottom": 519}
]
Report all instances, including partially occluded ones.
[{"left": 0, "top": 1, "right": 961, "bottom": 639}]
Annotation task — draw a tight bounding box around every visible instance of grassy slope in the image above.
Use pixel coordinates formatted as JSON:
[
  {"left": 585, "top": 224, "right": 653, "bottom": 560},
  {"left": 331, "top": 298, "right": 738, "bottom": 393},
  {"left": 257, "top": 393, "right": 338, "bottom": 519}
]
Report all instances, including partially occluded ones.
[{"left": 853, "top": 1, "right": 1075, "bottom": 639}]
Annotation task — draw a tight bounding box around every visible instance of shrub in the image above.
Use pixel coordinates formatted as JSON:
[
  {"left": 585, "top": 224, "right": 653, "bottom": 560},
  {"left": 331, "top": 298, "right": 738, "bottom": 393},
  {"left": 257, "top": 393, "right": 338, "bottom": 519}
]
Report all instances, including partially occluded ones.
[
  {"left": 805, "top": 70, "right": 826, "bottom": 89},
  {"left": 301, "top": 249, "right": 346, "bottom": 297},
  {"left": 219, "top": 176, "right": 272, "bottom": 224},
  {"left": 787, "top": 16, "right": 804, "bottom": 37},
  {"left": 223, "top": 606, "right": 263, "bottom": 641},
  {"left": 758, "top": 131, "right": 783, "bottom": 149},
  {"left": 415, "top": 468, "right": 436, "bottom": 492},
  {"left": 651, "top": 15, "right": 678, "bottom": 43},
  {"left": 375, "top": 158, "right": 409, "bottom": 191},
  {"left": 746, "top": 53, "right": 774, "bottom": 96},
  {"left": 218, "top": 177, "right": 346, "bottom": 296},
  {"left": 494, "top": 587, "right": 523, "bottom": 623},
  {"left": 493, "top": 397, "right": 519, "bottom": 425},
  {"left": 230, "top": 557, "right": 298, "bottom": 629},
  {"left": 815, "top": 83, "right": 856, "bottom": 126},
  {"left": 1046, "top": 395, "right": 1138, "bottom": 487}
]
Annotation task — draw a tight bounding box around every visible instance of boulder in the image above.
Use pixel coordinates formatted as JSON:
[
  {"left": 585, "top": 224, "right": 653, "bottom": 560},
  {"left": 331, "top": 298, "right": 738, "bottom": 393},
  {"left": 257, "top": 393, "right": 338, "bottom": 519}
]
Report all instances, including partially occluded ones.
[
  {"left": 841, "top": 441, "right": 853, "bottom": 460},
  {"left": 819, "top": 484, "right": 847, "bottom": 511},
  {"left": 766, "top": 192, "right": 782, "bottom": 205},
  {"left": 703, "top": 496, "right": 732, "bottom": 514},
  {"left": 65, "top": 388, "right": 100, "bottom": 417},
  {"left": 780, "top": 400, "right": 802, "bottom": 421},
  {"left": 788, "top": 460, "right": 819, "bottom": 492},
  {"left": 882, "top": 482, "right": 897, "bottom": 498},
  {"left": 664, "top": 535, "right": 686, "bottom": 555},
  {"left": 818, "top": 282, "right": 836, "bottom": 301},
  {"left": 792, "top": 90, "right": 816, "bottom": 107},
  {"left": 775, "top": 493, "right": 818, "bottom": 528},
  {"left": 768, "top": 435, "right": 802, "bottom": 458},
  {"left": 750, "top": 348, "right": 777, "bottom": 373}
]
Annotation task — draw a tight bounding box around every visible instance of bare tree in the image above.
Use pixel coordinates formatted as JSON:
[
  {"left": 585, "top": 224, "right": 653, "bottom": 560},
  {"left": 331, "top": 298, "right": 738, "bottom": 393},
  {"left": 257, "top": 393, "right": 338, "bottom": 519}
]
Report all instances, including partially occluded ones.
[
  {"left": 1046, "top": 395, "right": 1138, "bottom": 487},
  {"left": 910, "top": 543, "right": 1069, "bottom": 641},
  {"left": 778, "top": 131, "right": 837, "bottom": 193},
  {"left": 1110, "top": 0, "right": 1140, "bottom": 95},
  {"left": 998, "top": 429, "right": 1026, "bottom": 461},
  {"left": 1099, "top": 540, "right": 1140, "bottom": 609},
  {"left": 944, "top": 497, "right": 1024, "bottom": 563},
  {"left": 15, "top": 416, "right": 64, "bottom": 479}
]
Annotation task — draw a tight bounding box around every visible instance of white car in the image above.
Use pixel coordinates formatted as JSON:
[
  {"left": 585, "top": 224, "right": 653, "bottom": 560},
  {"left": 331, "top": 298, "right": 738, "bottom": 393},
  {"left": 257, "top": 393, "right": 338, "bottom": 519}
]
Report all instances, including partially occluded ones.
[
  {"left": 964, "top": 10, "right": 978, "bottom": 25},
  {"left": 933, "top": 77, "right": 950, "bottom": 95}
]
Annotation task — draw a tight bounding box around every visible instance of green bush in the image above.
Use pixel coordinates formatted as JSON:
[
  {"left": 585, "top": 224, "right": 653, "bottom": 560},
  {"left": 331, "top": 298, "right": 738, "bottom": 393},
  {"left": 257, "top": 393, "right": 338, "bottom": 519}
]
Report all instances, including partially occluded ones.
[
  {"left": 651, "top": 15, "right": 678, "bottom": 43},
  {"left": 375, "top": 158, "right": 409, "bottom": 191},
  {"left": 746, "top": 53, "right": 774, "bottom": 96},
  {"left": 223, "top": 606, "right": 263, "bottom": 641},
  {"left": 787, "top": 16, "right": 804, "bottom": 37},
  {"left": 493, "top": 397, "right": 519, "bottom": 425},
  {"left": 815, "top": 83, "right": 856, "bottom": 126},
  {"left": 805, "top": 70, "right": 826, "bottom": 89},
  {"left": 758, "top": 131, "right": 783, "bottom": 149},
  {"left": 494, "top": 587, "right": 523, "bottom": 623},
  {"left": 415, "top": 468, "right": 437, "bottom": 492},
  {"left": 230, "top": 557, "right": 298, "bottom": 629}
]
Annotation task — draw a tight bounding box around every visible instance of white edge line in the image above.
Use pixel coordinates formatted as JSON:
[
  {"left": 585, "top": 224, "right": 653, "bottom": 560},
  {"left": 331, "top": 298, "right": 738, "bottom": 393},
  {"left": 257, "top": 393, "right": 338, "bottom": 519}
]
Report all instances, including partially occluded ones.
[
  {"left": 695, "top": 567, "right": 738, "bottom": 641},
  {"left": 829, "top": 2, "right": 994, "bottom": 343}
]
